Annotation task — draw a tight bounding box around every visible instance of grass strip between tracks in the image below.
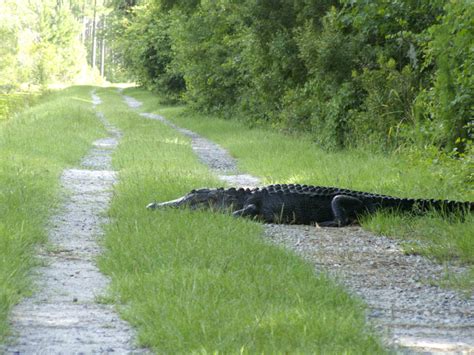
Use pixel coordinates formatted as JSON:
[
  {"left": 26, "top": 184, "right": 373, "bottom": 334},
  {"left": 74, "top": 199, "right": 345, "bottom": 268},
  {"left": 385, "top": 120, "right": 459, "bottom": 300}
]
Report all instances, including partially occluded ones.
[
  {"left": 0, "top": 86, "right": 106, "bottom": 340},
  {"left": 125, "top": 87, "right": 474, "bottom": 292},
  {"left": 97, "top": 87, "right": 384, "bottom": 353}
]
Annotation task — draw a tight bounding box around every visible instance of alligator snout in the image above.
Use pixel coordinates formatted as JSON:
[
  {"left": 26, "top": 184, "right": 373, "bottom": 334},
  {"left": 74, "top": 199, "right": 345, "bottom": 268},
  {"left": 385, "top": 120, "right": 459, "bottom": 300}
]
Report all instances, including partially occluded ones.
[{"left": 146, "top": 202, "right": 158, "bottom": 209}]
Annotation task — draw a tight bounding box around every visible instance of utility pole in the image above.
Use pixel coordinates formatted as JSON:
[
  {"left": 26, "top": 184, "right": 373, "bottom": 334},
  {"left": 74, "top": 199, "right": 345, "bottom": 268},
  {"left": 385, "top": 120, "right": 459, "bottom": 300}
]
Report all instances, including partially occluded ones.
[
  {"left": 81, "top": 0, "right": 87, "bottom": 45},
  {"left": 91, "top": 0, "right": 97, "bottom": 69},
  {"left": 100, "top": 15, "right": 106, "bottom": 77}
]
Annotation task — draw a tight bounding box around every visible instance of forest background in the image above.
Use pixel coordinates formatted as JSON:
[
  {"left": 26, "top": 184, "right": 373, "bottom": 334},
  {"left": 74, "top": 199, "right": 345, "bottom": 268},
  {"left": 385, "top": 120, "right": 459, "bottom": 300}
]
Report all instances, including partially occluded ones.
[{"left": 1, "top": 0, "right": 473, "bottom": 177}]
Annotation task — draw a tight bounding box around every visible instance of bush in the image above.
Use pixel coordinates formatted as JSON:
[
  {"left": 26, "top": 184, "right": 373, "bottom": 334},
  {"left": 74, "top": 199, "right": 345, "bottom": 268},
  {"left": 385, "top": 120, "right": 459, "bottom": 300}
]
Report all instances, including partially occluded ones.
[
  {"left": 111, "top": 3, "right": 185, "bottom": 100},
  {"left": 349, "top": 57, "right": 418, "bottom": 150},
  {"left": 417, "top": 0, "right": 474, "bottom": 153},
  {"left": 169, "top": 3, "right": 244, "bottom": 112}
]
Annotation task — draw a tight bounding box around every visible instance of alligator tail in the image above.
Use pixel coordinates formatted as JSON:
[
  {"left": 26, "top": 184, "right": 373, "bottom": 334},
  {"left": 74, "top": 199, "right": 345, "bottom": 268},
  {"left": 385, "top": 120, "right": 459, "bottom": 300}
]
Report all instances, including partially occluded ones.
[
  {"left": 410, "top": 198, "right": 472, "bottom": 214},
  {"left": 377, "top": 196, "right": 472, "bottom": 215}
]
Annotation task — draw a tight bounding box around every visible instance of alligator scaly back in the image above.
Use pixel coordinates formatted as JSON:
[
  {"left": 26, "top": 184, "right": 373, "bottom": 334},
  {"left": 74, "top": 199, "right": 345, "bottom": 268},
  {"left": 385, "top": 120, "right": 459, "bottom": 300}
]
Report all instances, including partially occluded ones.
[{"left": 263, "top": 184, "right": 473, "bottom": 214}]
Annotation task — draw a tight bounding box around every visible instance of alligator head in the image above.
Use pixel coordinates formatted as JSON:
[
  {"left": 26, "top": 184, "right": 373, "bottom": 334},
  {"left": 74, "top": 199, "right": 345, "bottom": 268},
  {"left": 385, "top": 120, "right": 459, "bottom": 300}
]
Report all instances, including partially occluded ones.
[{"left": 147, "top": 187, "right": 251, "bottom": 212}]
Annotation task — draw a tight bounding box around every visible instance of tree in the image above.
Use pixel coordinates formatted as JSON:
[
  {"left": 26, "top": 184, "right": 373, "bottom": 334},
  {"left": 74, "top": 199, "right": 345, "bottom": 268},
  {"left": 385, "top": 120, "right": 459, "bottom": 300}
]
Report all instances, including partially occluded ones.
[
  {"left": 0, "top": 0, "right": 88, "bottom": 88},
  {"left": 105, "top": 0, "right": 472, "bottom": 154}
]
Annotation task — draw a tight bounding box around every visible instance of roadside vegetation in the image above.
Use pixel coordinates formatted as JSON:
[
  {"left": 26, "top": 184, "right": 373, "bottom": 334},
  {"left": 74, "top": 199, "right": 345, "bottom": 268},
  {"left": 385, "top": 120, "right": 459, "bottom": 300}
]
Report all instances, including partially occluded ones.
[
  {"left": 0, "top": 93, "right": 39, "bottom": 121},
  {"left": 0, "top": 86, "right": 106, "bottom": 339},
  {"left": 97, "top": 87, "right": 384, "bottom": 353},
  {"left": 125, "top": 87, "right": 474, "bottom": 291},
  {"left": 110, "top": 0, "right": 473, "bottom": 157}
]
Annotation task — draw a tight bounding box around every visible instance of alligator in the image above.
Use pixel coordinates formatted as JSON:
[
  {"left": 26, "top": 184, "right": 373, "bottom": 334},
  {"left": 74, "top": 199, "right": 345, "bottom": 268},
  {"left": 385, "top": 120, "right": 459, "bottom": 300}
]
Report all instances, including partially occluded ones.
[{"left": 146, "top": 184, "right": 473, "bottom": 227}]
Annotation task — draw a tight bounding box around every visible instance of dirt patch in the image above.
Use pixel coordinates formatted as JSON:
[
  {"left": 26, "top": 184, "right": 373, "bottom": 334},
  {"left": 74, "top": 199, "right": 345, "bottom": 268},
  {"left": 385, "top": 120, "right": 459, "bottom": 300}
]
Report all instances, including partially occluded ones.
[
  {"left": 124, "top": 93, "right": 474, "bottom": 353},
  {"left": 4, "top": 91, "right": 146, "bottom": 353}
]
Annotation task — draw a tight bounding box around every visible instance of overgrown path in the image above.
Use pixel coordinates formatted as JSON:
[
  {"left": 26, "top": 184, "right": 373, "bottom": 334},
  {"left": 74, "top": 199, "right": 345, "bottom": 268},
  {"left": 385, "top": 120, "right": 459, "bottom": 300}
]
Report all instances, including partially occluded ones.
[
  {"left": 5, "top": 91, "right": 143, "bottom": 353},
  {"left": 122, "top": 93, "right": 260, "bottom": 187},
  {"left": 122, "top": 93, "right": 474, "bottom": 353}
]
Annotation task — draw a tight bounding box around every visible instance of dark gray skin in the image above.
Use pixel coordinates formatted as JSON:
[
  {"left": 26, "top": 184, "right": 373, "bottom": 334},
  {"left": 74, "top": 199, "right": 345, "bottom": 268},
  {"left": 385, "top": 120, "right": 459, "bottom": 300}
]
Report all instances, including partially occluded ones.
[
  {"left": 147, "top": 184, "right": 473, "bottom": 227},
  {"left": 147, "top": 187, "right": 253, "bottom": 211}
]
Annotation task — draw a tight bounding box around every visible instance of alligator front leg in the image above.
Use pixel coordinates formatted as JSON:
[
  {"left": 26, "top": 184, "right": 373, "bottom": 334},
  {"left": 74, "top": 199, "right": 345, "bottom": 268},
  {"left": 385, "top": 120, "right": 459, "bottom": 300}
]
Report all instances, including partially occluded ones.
[{"left": 318, "top": 195, "right": 365, "bottom": 227}]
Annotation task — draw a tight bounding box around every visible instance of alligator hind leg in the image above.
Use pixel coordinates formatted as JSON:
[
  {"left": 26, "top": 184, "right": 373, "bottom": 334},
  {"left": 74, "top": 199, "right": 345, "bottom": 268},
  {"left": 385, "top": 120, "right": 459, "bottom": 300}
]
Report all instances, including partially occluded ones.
[{"left": 318, "top": 195, "right": 365, "bottom": 227}]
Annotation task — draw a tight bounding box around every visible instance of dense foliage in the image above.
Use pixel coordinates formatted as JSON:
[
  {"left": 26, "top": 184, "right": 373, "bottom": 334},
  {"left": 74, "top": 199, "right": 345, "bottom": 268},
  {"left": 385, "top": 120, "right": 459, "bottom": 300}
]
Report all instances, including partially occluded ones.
[
  {"left": 109, "top": 0, "right": 473, "bottom": 155},
  {"left": 0, "top": 0, "right": 87, "bottom": 90},
  {"left": 0, "top": 0, "right": 127, "bottom": 92}
]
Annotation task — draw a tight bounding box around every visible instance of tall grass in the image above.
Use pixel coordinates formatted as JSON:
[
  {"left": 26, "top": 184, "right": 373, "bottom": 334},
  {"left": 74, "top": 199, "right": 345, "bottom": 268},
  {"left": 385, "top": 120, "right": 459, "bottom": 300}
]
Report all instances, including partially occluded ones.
[
  {"left": 0, "top": 92, "right": 39, "bottom": 121},
  {"left": 124, "top": 87, "right": 474, "bottom": 284},
  {"left": 98, "top": 87, "right": 384, "bottom": 353},
  {"left": 0, "top": 86, "right": 106, "bottom": 340}
]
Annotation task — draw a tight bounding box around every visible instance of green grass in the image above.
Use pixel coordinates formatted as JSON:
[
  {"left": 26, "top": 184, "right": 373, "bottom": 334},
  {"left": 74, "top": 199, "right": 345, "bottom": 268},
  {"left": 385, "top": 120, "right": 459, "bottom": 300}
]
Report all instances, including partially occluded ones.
[
  {"left": 4, "top": 84, "right": 467, "bottom": 350},
  {"left": 97, "top": 87, "right": 384, "bottom": 353},
  {"left": 124, "top": 87, "right": 474, "bottom": 288},
  {"left": 0, "top": 92, "right": 40, "bottom": 121},
  {"left": 0, "top": 86, "right": 106, "bottom": 339}
]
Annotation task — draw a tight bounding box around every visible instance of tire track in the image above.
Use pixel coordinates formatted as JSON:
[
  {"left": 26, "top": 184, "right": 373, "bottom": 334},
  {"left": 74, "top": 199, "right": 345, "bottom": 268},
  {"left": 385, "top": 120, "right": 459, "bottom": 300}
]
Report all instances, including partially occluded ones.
[
  {"left": 122, "top": 93, "right": 260, "bottom": 187},
  {"left": 4, "top": 90, "right": 145, "bottom": 354}
]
